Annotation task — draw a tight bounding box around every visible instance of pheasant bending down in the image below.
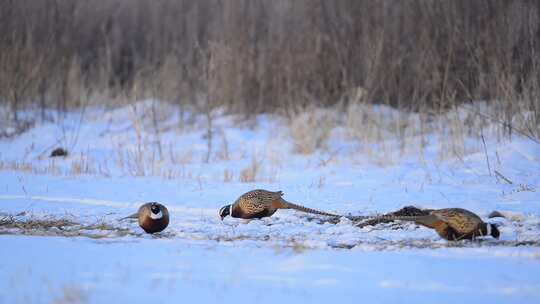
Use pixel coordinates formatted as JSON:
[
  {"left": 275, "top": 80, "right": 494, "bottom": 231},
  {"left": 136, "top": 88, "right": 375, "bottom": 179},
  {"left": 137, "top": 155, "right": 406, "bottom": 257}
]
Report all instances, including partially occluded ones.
[
  {"left": 120, "top": 202, "right": 169, "bottom": 233},
  {"left": 219, "top": 189, "right": 339, "bottom": 220},
  {"left": 357, "top": 207, "right": 500, "bottom": 241}
]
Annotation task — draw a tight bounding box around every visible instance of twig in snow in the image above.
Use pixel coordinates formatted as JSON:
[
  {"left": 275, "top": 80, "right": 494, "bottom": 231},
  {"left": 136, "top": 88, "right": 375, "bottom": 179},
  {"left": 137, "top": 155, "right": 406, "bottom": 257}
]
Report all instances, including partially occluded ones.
[
  {"left": 481, "top": 133, "right": 491, "bottom": 176},
  {"left": 494, "top": 170, "right": 513, "bottom": 185},
  {"left": 318, "top": 148, "right": 341, "bottom": 167}
]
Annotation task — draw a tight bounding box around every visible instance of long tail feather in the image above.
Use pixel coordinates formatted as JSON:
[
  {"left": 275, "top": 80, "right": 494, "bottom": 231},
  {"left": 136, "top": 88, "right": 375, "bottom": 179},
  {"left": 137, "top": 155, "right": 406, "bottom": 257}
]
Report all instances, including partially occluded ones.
[
  {"left": 346, "top": 214, "right": 378, "bottom": 221},
  {"left": 350, "top": 206, "right": 433, "bottom": 223},
  {"left": 350, "top": 214, "right": 423, "bottom": 222},
  {"left": 119, "top": 212, "right": 139, "bottom": 221},
  {"left": 355, "top": 214, "right": 440, "bottom": 230},
  {"left": 283, "top": 201, "right": 341, "bottom": 217},
  {"left": 365, "top": 214, "right": 424, "bottom": 221}
]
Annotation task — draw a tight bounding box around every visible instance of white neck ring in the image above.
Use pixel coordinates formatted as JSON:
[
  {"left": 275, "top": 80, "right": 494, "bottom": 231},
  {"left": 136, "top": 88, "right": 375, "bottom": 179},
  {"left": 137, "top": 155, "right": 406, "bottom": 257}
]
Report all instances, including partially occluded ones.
[{"left": 150, "top": 211, "right": 163, "bottom": 220}]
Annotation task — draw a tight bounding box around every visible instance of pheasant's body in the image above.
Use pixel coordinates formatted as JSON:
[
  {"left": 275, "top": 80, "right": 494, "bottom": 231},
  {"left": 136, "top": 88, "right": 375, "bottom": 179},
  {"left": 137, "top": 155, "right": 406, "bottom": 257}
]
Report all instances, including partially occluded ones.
[
  {"left": 221, "top": 189, "right": 339, "bottom": 220},
  {"left": 231, "top": 190, "right": 282, "bottom": 219},
  {"left": 120, "top": 202, "right": 169, "bottom": 234},
  {"left": 357, "top": 207, "right": 499, "bottom": 241},
  {"left": 137, "top": 203, "right": 170, "bottom": 233},
  {"left": 423, "top": 208, "right": 486, "bottom": 240}
]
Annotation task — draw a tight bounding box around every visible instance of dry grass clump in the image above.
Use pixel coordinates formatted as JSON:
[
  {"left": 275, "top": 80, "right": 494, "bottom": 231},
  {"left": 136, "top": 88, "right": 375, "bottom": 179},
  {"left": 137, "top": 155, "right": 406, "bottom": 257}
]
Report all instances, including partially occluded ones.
[
  {"left": 0, "top": 161, "right": 35, "bottom": 173},
  {"left": 345, "top": 102, "right": 425, "bottom": 163},
  {"left": 0, "top": 158, "right": 100, "bottom": 177},
  {"left": 0, "top": 213, "right": 136, "bottom": 238},
  {"left": 343, "top": 97, "right": 539, "bottom": 163},
  {"left": 53, "top": 285, "right": 88, "bottom": 304},
  {"left": 289, "top": 107, "right": 337, "bottom": 154},
  {"left": 70, "top": 153, "right": 97, "bottom": 175},
  {"left": 239, "top": 154, "right": 260, "bottom": 183},
  {"left": 0, "top": 214, "right": 76, "bottom": 230}
]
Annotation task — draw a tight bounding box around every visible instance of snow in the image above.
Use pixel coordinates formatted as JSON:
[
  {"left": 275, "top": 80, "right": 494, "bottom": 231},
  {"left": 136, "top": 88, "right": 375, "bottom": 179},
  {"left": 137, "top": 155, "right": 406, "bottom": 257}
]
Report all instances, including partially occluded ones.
[
  {"left": 1, "top": 101, "right": 539, "bottom": 303},
  {"left": 2, "top": 236, "right": 540, "bottom": 303}
]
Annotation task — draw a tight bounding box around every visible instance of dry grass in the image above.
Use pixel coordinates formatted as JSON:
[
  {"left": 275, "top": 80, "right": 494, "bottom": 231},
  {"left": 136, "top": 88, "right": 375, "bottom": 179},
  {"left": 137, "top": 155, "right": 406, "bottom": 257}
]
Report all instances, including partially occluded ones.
[
  {"left": 215, "top": 129, "right": 230, "bottom": 161},
  {"left": 0, "top": 158, "right": 100, "bottom": 177},
  {"left": 239, "top": 154, "right": 260, "bottom": 183},
  {"left": 53, "top": 285, "right": 88, "bottom": 304},
  {"left": 0, "top": 213, "right": 137, "bottom": 238},
  {"left": 288, "top": 107, "right": 337, "bottom": 155},
  {"left": 70, "top": 153, "right": 97, "bottom": 175},
  {"left": 343, "top": 99, "right": 539, "bottom": 163},
  {"left": 0, "top": 214, "right": 77, "bottom": 230},
  {"left": 4, "top": 1, "right": 540, "bottom": 114},
  {"left": 223, "top": 169, "right": 233, "bottom": 183},
  {"left": 0, "top": 160, "right": 64, "bottom": 175},
  {"left": 0, "top": 96, "right": 536, "bottom": 183}
]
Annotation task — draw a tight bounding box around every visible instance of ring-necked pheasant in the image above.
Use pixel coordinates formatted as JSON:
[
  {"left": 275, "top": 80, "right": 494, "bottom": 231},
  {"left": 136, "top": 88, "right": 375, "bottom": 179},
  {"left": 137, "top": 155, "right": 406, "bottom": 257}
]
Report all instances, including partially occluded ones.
[
  {"left": 219, "top": 189, "right": 339, "bottom": 220},
  {"left": 356, "top": 207, "right": 500, "bottom": 241},
  {"left": 120, "top": 202, "right": 169, "bottom": 233}
]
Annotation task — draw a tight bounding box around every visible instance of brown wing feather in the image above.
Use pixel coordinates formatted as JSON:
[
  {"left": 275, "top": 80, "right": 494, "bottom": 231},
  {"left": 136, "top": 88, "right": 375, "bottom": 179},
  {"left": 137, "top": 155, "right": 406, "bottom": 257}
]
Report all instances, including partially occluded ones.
[
  {"left": 235, "top": 189, "right": 282, "bottom": 215},
  {"left": 431, "top": 208, "right": 483, "bottom": 234},
  {"left": 412, "top": 214, "right": 443, "bottom": 229}
]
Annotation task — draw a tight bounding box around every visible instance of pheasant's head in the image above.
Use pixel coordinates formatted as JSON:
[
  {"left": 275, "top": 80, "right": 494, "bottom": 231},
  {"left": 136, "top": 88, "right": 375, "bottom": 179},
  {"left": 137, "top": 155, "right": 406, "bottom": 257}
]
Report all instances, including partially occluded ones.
[
  {"left": 488, "top": 223, "right": 500, "bottom": 239},
  {"left": 148, "top": 202, "right": 164, "bottom": 219},
  {"left": 219, "top": 204, "right": 231, "bottom": 220}
]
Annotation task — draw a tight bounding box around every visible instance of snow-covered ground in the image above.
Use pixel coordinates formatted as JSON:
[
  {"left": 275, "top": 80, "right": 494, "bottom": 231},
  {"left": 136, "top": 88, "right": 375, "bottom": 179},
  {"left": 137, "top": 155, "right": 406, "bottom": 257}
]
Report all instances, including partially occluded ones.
[{"left": 0, "top": 102, "right": 539, "bottom": 303}]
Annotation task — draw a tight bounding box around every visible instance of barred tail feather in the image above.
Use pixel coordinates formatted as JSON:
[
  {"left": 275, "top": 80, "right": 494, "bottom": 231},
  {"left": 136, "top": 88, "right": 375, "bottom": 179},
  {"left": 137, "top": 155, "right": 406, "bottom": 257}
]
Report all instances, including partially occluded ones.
[
  {"left": 350, "top": 206, "right": 434, "bottom": 224},
  {"left": 284, "top": 202, "right": 340, "bottom": 217},
  {"left": 354, "top": 214, "right": 437, "bottom": 228},
  {"left": 346, "top": 214, "right": 376, "bottom": 221},
  {"left": 367, "top": 214, "right": 423, "bottom": 221},
  {"left": 346, "top": 214, "right": 426, "bottom": 226},
  {"left": 119, "top": 212, "right": 139, "bottom": 221}
]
